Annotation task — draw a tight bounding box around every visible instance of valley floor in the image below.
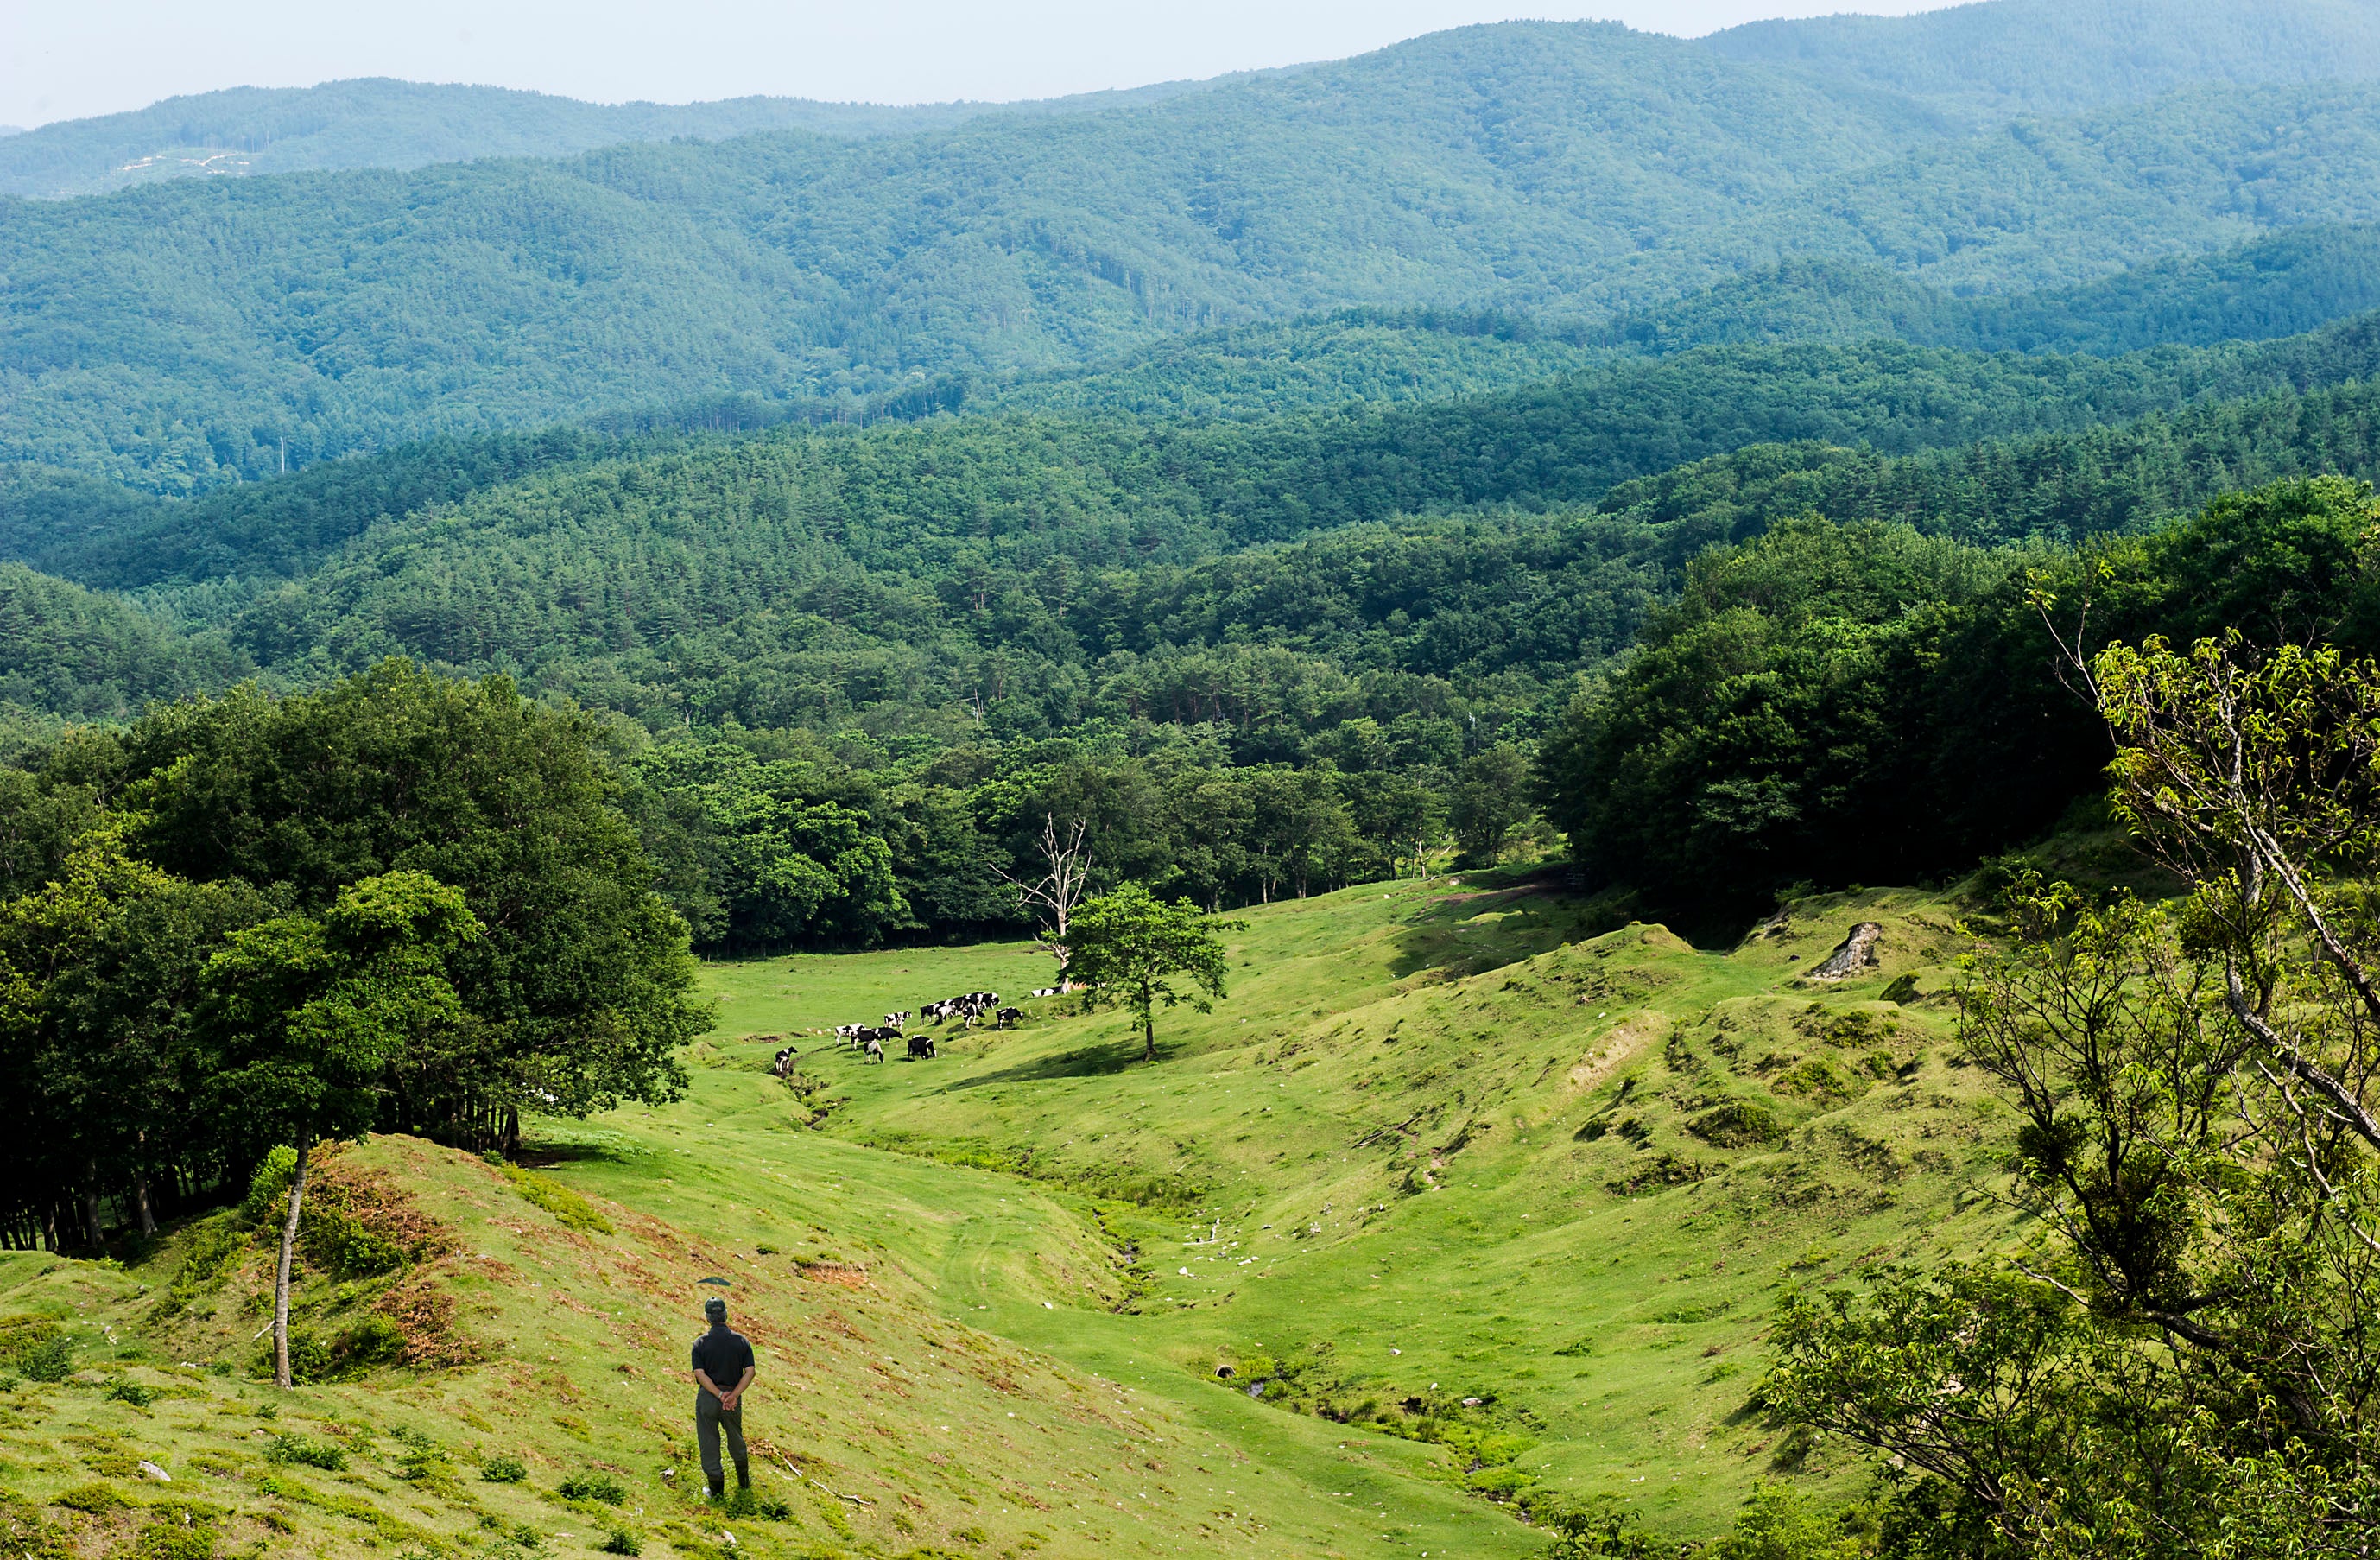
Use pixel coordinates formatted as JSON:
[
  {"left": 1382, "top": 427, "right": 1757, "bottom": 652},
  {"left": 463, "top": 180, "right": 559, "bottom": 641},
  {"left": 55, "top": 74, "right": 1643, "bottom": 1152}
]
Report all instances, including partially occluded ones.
[{"left": 0, "top": 872, "right": 2016, "bottom": 1557}]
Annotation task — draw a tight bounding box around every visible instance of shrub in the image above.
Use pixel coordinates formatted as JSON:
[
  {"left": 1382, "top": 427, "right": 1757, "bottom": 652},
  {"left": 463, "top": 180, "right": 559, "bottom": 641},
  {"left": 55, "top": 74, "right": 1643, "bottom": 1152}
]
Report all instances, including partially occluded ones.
[
  {"left": 271, "top": 1331, "right": 333, "bottom": 1385},
  {"left": 16, "top": 1336, "right": 71, "bottom": 1384},
  {"left": 756, "top": 1495, "right": 793, "bottom": 1521},
  {"left": 336, "top": 1315, "right": 405, "bottom": 1368},
  {"left": 169, "top": 1214, "right": 247, "bottom": 1296},
  {"left": 479, "top": 1455, "right": 527, "bottom": 1483},
  {"left": 53, "top": 1482, "right": 123, "bottom": 1512},
  {"left": 105, "top": 1380, "right": 155, "bottom": 1407},
  {"left": 1771, "top": 1056, "right": 1864, "bottom": 1100},
  {"left": 306, "top": 1210, "right": 407, "bottom": 1277},
  {"left": 598, "top": 1529, "right": 642, "bottom": 1556},
  {"left": 130, "top": 1522, "right": 218, "bottom": 1560},
  {"left": 239, "top": 1148, "right": 300, "bottom": 1224},
  {"left": 263, "top": 1434, "right": 346, "bottom": 1472},
  {"left": 558, "top": 1472, "right": 626, "bottom": 1505},
  {"left": 1687, "top": 1100, "right": 1784, "bottom": 1149}
]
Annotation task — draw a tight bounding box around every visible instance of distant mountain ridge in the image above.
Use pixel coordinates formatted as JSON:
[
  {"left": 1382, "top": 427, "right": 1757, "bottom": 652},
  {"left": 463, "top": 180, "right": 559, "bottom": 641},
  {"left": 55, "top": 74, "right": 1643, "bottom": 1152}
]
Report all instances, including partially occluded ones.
[
  {"left": 16, "top": 5, "right": 2380, "bottom": 491},
  {"left": 11, "top": 0, "right": 2380, "bottom": 201},
  {"left": 0, "top": 73, "right": 1258, "bottom": 200},
  {"left": 1709, "top": 0, "right": 2380, "bottom": 125}
]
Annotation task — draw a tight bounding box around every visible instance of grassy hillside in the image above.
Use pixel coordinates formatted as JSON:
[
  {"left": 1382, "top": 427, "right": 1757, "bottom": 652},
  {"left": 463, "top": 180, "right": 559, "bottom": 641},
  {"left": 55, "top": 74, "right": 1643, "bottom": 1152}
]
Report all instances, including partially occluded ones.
[
  {"left": 0, "top": 872, "right": 2022, "bottom": 1554},
  {"left": 692, "top": 873, "right": 2016, "bottom": 1544}
]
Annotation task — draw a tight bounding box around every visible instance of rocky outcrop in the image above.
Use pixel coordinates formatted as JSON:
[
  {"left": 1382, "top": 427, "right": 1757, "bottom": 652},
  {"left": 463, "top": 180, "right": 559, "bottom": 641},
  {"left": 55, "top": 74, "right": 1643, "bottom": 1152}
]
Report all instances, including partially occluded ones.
[{"left": 1809, "top": 922, "right": 1883, "bottom": 980}]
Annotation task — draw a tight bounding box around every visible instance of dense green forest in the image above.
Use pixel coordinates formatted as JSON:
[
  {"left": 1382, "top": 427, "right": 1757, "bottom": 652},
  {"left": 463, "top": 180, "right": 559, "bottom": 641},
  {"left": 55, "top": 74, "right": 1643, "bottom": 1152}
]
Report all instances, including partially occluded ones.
[
  {"left": 0, "top": 663, "right": 706, "bottom": 1252},
  {"left": 18, "top": 12, "right": 2380, "bottom": 491},
  {"left": 18, "top": 305, "right": 2380, "bottom": 944}
]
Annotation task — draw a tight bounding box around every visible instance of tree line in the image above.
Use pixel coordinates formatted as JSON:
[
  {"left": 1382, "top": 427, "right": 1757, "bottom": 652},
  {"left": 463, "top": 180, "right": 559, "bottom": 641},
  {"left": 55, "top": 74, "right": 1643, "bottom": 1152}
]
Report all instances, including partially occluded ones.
[
  {"left": 1540, "top": 474, "right": 2380, "bottom": 930},
  {"left": 621, "top": 730, "right": 1535, "bottom": 954},
  {"left": 0, "top": 662, "right": 708, "bottom": 1259}
]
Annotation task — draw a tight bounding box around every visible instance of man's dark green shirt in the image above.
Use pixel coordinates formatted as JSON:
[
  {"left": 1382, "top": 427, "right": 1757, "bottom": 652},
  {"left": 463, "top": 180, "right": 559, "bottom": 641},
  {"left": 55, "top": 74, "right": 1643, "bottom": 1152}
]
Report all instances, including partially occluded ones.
[{"left": 691, "top": 1325, "right": 755, "bottom": 1388}]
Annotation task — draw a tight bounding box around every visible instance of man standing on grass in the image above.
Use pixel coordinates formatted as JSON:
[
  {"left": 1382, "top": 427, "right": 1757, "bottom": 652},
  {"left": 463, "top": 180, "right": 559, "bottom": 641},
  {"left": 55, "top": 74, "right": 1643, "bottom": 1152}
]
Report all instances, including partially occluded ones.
[{"left": 691, "top": 1296, "right": 755, "bottom": 1500}]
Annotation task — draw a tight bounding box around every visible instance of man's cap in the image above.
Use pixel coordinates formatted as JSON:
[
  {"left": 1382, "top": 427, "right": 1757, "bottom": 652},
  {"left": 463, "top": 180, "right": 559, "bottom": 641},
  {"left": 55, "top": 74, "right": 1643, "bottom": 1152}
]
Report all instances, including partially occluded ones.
[{"left": 703, "top": 1297, "right": 728, "bottom": 1322}]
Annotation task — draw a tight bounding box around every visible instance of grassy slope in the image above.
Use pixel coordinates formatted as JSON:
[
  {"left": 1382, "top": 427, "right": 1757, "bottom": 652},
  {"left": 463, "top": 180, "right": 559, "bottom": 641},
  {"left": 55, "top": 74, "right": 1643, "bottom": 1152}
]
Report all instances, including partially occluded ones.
[
  {"left": 0, "top": 875, "right": 2018, "bottom": 1557},
  {"left": 700, "top": 875, "right": 2016, "bottom": 1544}
]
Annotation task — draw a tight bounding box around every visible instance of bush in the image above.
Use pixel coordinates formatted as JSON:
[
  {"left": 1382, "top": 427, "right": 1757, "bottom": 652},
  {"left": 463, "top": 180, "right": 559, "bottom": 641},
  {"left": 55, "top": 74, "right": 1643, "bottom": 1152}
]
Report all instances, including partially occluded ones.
[
  {"left": 598, "top": 1529, "right": 642, "bottom": 1556},
  {"left": 558, "top": 1472, "right": 626, "bottom": 1505},
  {"left": 479, "top": 1455, "right": 527, "bottom": 1483},
  {"left": 263, "top": 1434, "right": 346, "bottom": 1472},
  {"left": 305, "top": 1210, "right": 407, "bottom": 1277},
  {"left": 1687, "top": 1100, "right": 1784, "bottom": 1149},
  {"left": 336, "top": 1315, "right": 404, "bottom": 1367},
  {"left": 129, "top": 1523, "right": 217, "bottom": 1560},
  {"left": 239, "top": 1148, "right": 299, "bottom": 1224},
  {"left": 105, "top": 1380, "right": 155, "bottom": 1407},
  {"left": 272, "top": 1331, "right": 333, "bottom": 1385},
  {"left": 53, "top": 1482, "right": 123, "bottom": 1513},
  {"left": 16, "top": 1336, "right": 71, "bottom": 1384}
]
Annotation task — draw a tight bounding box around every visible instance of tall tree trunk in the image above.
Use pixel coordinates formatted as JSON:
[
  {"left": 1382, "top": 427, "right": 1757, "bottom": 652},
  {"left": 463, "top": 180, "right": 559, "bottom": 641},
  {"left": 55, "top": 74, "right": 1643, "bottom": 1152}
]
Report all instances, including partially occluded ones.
[
  {"left": 134, "top": 1132, "right": 156, "bottom": 1236},
  {"left": 81, "top": 1160, "right": 104, "bottom": 1248},
  {"left": 275, "top": 1132, "right": 313, "bottom": 1392},
  {"left": 501, "top": 1104, "right": 520, "bottom": 1160}
]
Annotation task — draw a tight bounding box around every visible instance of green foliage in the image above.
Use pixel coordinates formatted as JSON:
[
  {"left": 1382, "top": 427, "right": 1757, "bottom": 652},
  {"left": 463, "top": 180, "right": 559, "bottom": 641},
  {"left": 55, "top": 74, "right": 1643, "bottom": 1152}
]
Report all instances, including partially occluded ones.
[
  {"left": 1696, "top": 1483, "right": 1866, "bottom": 1560},
  {"left": 0, "top": 78, "right": 1008, "bottom": 199},
  {"left": 597, "top": 1530, "right": 642, "bottom": 1557},
  {"left": 558, "top": 1472, "right": 626, "bottom": 1505},
  {"left": 1541, "top": 475, "right": 2380, "bottom": 923},
  {"left": 52, "top": 1482, "right": 123, "bottom": 1513},
  {"left": 1066, "top": 885, "right": 1243, "bottom": 1061},
  {"left": 104, "top": 1379, "right": 154, "bottom": 1407},
  {"left": 126, "top": 1522, "right": 218, "bottom": 1560},
  {"left": 479, "top": 1455, "right": 527, "bottom": 1483},
  {"left": 1686, "top": 1100, "right": 1784, "bottom": 1149},
  {"left": 263, "top": 1433, "right": 346, "bottom": 1472},
  {"left": 237, "top": 1149, "right": 299, "bottom": 1225}
]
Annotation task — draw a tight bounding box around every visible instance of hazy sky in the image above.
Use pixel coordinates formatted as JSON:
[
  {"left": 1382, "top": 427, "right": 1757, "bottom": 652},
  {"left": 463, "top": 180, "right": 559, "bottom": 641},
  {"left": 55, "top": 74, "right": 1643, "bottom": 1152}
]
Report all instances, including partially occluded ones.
[{"left": 2, "top": 1, "right": 1953, "bottom": 130}]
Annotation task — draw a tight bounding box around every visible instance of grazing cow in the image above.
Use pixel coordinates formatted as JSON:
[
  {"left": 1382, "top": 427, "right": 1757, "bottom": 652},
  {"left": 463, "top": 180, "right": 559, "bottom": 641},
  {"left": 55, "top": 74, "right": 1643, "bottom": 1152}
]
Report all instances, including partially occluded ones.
[
  {"left": 995, "top": 1006, "right": 1023, "bottom": 1028},
  {"left": 1029, "top": 987, "right": 1060, "bottom": 999},
  {"left": 772, "top": 1047, "right": 799, "bottom": 1078},
  {"left": 906, "top": 1034, "right": 938, "bottom": 1060},
  {"left": 863, "top": 1036, "right": 885, "bottom": 1064}
]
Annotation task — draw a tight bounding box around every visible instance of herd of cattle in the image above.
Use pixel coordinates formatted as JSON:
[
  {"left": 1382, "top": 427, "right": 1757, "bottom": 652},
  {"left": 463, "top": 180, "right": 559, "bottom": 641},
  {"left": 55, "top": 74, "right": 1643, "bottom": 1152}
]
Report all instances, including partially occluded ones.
[{"left": 771, "top": 986, "right": 1066, "bottom": 1075}]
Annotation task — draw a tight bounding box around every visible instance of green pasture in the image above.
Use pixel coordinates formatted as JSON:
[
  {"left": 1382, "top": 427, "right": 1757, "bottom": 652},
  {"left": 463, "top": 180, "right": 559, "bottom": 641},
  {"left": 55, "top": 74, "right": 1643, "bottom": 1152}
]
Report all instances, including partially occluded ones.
[{"left": 0, "top": 872, "right": 2016, "bottom": 1557}]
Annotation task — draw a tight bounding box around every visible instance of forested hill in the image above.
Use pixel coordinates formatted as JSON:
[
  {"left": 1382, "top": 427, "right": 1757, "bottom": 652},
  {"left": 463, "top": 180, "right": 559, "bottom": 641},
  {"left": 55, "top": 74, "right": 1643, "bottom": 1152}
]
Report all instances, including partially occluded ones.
[
  {"left": 19, "top": 12, "right": 2380, "bottom": 493},
  {"left": 7, "top": 303, "right": 2380, "bottom": 735},
  {"left": 14, "top": 0, "right": 2374, "bottom": 201},
  {"left": 1708, "top": 0, "right": 2380, "bottom": 125},
  {"left": 0, "top": 75, "right": 1250, "bottom": 200},
  {"left": 26, "top": 308, "right": 2380, "bottom": 601},
  {"left": 979, "top": 222, "right": 2380, "bottom": 422}
]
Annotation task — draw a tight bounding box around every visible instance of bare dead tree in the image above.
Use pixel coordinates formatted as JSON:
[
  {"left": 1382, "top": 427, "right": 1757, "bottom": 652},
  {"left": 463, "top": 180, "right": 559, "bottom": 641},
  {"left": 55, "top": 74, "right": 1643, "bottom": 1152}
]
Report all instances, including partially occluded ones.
[{"left": 998, "top": 814, "right": 1092, "bottom": 959}]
